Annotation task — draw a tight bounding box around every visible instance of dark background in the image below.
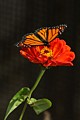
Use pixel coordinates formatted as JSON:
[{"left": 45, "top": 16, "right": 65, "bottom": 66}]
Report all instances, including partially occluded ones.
[{"left": 0, "top": 0, "right": 80, "bottom": 120}]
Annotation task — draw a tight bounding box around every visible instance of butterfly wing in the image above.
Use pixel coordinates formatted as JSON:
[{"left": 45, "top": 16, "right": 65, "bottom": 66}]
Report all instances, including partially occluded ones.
[
  {"left": 36, "top": 24, "right": 67, "bottom": 43},
  {"left": 17, "top": 24, "right": 67, "bottom": 47},
  {"left": 16, "top": 33, "right": 44, "bottom": 47},
  {"left": 47, "top": 24, "right": 67, "bottom": 43}
]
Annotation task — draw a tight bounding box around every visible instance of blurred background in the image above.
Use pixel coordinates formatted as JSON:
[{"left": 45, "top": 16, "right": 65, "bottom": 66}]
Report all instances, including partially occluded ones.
[{"left": 0, "top": 0, "right": 80, "bottom": 120}]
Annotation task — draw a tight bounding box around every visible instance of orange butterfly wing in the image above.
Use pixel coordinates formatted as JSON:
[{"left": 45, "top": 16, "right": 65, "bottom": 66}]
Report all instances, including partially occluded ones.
[
  {"left": 17, "top": 24, "right": 67, "bottom": 47},
  {"left": 37, "top": 25, "right": 67, "bottom": 43},
  {"left": 17, "top": 33, "right": 44, "bottom": 47}
]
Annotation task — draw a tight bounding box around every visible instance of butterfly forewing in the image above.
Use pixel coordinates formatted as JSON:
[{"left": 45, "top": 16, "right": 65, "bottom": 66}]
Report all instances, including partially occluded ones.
[
  {"left": 17, "top": 33, "right": 44, "bottom": 47},
  {"left": 47, "top": 25, "right": 67, "bottom": 42}
]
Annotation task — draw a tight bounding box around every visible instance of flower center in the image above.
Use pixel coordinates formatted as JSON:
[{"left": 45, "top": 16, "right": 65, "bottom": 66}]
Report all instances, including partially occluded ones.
[{"left": 40, "top": 47, "right": 53, "bottom": 57}]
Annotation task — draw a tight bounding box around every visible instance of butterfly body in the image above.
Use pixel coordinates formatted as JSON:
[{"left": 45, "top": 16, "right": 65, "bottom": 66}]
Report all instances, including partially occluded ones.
[{"left": 16, "top": 24, "right": 67, "bottom": 47}]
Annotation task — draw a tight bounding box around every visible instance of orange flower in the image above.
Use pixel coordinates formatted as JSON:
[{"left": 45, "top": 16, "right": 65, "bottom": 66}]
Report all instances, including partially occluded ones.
[{"left": 20, "top": 38, "right": 75, "bottom": 67}]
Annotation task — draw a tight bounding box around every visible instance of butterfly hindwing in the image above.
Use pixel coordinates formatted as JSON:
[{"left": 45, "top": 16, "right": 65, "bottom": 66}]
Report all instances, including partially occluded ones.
[{"left": 36, "top": 28, "right": 47, "bottom": 41}]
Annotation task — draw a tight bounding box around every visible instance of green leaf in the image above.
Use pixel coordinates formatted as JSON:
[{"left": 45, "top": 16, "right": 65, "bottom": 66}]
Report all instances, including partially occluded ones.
[
  {"left": 4, "top": 87, "right": 30, "bottom": 120},
  {"left": 30, "top": 98, "right": 52, "bottom": 115},
  {"left": 27, "top": 98, "right": 37, "bottom": 105}
]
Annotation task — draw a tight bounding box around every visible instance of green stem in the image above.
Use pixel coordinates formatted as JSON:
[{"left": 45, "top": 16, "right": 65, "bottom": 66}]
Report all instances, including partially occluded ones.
[
  {"left": 19, "top": 67, "right": 46, "bottom": 120},
  {"left": 19, "top": 101, "right": 27, "bottom": 120},
  {"left": 28, "top": 68, "right": 46, "bottom": 99}
]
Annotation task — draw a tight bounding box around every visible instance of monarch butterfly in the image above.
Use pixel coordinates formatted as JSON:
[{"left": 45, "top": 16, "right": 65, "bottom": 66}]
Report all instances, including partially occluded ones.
[{"left": 16, "top": 24, "right": 67, "bottom": 47}]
